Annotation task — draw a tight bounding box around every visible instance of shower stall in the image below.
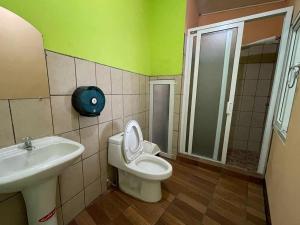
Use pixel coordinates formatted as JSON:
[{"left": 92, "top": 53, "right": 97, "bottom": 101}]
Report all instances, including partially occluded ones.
[
  {"left": 181, "top": 23, "right": 244, "bottom": 163},
  {"left": 179, "top": 8, "right": 292, "bottom": 174}
]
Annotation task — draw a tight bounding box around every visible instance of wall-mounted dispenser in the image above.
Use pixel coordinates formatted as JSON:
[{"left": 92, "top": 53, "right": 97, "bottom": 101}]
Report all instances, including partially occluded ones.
[{"left": 72, "top": 86, "right": 105, "bottom": 117}]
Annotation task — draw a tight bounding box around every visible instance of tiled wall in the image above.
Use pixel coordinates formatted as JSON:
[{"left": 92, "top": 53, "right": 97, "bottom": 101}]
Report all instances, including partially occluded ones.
[
  {"left": 227, "top": 43, "right": 279, "bottom": 171},
  {"left": 0, "top": 50, "right": 151, "bottom": 225}
]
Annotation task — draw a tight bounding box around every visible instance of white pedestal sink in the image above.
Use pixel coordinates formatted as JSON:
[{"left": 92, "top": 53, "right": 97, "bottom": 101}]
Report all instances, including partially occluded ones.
[{"left": 0, "top": 136, "right": 84, "bottom": 225}]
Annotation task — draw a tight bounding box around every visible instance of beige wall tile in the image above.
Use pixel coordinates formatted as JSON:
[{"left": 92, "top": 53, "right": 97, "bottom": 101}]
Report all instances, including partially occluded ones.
[
  {"left": 233, "top": 141, "right": 247, "bottom": 150},
  {"left": 46, "top": 51, "right": 76, "bottom": 95},
  {"left": 239, "top": 112, "right": 252, "bottom": 126},
  {"left": 145, "top": 94, "right": 149, "bottom": 111},
  {"left": 262, "top": 43, "right": 277, "bottom": 53},
  {"left": 145, "top": 111, "right": 149, "bottom": 127},
  {"left": 174, "top": 95, "right": 181, "bottom": 114},
  {"left": 62, "top": 191, "right": 85, "bottom": 224},
  {"left": 234, "top": 96, "right": 241, "bottom": 111},
  {"left": 80, "top": 125, "right": 99, "bottom": 159},
  {"left": 132, "top": 95, "right": 139, "bottom": 114},
  {"left": 0, "top": 100, "right": 15, "bottom": 148},
  {"left": 99, "top": 150, "right": 108, "bottom": 193},
  {"left": 79, "top": 115, "right": 98, "bottom": 128},
  {"left": 240, "top": 96, "right": 255, "bottom": 111},
  {"left": 122, "top": 71, "right": 132, "bottom": 94},
  {"left": 99, "top": 95, "right": 112, "bottom": 123},
  {"left": 123, "top": 95, "right": 133, "bottom": 117},
  {"left": 139, "top": 94, "right": 146, "bottom": 112},
  {"left": 254, "top": 97, "right": 268, "bottom": 112},
  {"left": 59, "top": 161, "right": 84, "bottom": 204},
  {"left": 10, "top": 98, "right": 53, "bottom": 142},
  {"left": 175, "top": 76, "right": 182, "bottom": 94},
  {"left": 124, "top": 115, "right": 133, "bottom": 126},
  {"left": 111, "top": 68, "right": 123, "bottom": 94},
  {"left": 240, "top": 48, "right": 249, "bottom": 57},
  {"left": 96, "top": 64, "right": 111, "bottom": 94},
  {"left": 56, "top": 207, "right": 64, "bottom": 225},
  {"left": 56, "top": 181, "right": 61, "bottom": 207},
  {"left": 249, "top": 128, "right": 263, "bottom": 142},
  {"left": 83, "top": 153, "right": 100, "bottom": 187},
  {"left": 172, "top": 131, "right": 178, "bottom": 150},
  {"left": 143, "top": 128, "right": 149, "bottom": 141},
  {"left": 112, "top": 95, "right": 123, "bottom": 119},
  {"left": 231, "top": 111, "right": 240, "bottom": 126},
  {"left": 251, "top": 112, "right": 265, "bottom": 128},
  {"left": 249, "top": 45, "right": 263, "bottom": 55},
  {"left": 145, "top": 77, "right": 150, "bottom": 94},
  {"left": 247, "top": 141, "right": 261, "bottom": 152},
  {"left": 0, "top": 193, "right": 27, "bottom": 225},
  {"left": 136, "top": 112, "right": 146, "bottom": 129},
  {"left": 234, "top": 126, "right": 250, "bottom": 141},
  {"left": 84, "top": 178, "right": 101, "bottom": 206},
  {"left": 75, "top": 58, "right": 96, "bottom": 87},
  {"left": 259, "top": 63, "right": 274, "bottom": 79},
  {"left": 112, "top": 118, "right": 124, "bottom": 135},
  {"left": 245, "top": 64, "right": 260, "bottom": 79},
  {"left": 238, "top": 64, "right": 247, "bottom": 79},
  {"left": 256, "top": 80, "right": 271, "bottom": 96},
  {"left": 132, "top": 74, "right": 140, "bottom": 94},
  {"left": 51, "top": 96, "right": 79, "bottom": 134},
  {"left": 173, "top": 113, "right": 179, "bottom": 131},
  {"left": 243, "top": 80, "right": 258, "bottom": 96},
  {"left": 156, "top": 75, "right": 171, "bottom": 79},
  {"left": 60, "top": 130, "right": 80, "bottom": 142},
  {"left": 139, "top": 76, "right": 146, "bottom": 94},
  {"left": 235, "top": 80, "right": 244, "bottom": 96},
  {"left": 98, "top": 121, "right": 113, "bottom": 151}
]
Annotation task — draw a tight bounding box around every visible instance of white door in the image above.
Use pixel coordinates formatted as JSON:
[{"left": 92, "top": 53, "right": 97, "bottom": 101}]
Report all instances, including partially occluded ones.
[{"left": 183, "top": 22, "right": 244, "bottom": 163}]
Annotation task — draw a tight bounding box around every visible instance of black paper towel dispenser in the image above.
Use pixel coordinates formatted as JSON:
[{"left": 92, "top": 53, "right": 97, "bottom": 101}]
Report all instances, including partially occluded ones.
[{"left": 72, "top": 86, "right": 105, "bottom": 117}]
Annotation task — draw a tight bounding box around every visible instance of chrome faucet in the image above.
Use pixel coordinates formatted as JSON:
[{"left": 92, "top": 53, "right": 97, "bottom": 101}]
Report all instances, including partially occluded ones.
[{"left": 22, "top": 137, "right": 33, "bottom": 150}]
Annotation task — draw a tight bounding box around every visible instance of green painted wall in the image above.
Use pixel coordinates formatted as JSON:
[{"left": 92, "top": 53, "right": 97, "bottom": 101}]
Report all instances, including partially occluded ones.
[
  {"left": 149, "top": 0, "right": 186, "bottom": 75},
  {"left": 0, "top": 0, "right": 186, "bottom": 76}
]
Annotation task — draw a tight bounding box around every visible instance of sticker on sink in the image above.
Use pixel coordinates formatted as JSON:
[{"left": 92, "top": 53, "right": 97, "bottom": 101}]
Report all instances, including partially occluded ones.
[{"left": 38, "top": 208, "right": 56, "bottom": 222}]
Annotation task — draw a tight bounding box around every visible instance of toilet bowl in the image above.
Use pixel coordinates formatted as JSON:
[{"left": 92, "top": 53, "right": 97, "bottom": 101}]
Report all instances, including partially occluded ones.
[{"left": 108, "top": 120, "right": 172, "bottom": 202}]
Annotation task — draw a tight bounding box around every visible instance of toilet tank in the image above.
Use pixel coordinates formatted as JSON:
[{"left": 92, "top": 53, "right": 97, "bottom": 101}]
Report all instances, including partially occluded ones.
[{"left": 108, "top": 132, "right": 125, "bottom": 169}]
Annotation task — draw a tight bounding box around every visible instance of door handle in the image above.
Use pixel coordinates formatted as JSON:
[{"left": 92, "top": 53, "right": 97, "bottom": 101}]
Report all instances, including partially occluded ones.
[{"left": 226, "top": 102, "right": 233, "bottom": 115}]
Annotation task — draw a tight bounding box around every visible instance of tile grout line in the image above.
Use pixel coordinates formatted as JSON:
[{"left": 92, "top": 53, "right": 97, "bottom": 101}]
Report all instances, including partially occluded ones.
[
  {"left": 45, "top": 52, "right": 64, "bottom": 216},
  {"left": 7, "top": 100, "right": 16, "bottom": 144}
]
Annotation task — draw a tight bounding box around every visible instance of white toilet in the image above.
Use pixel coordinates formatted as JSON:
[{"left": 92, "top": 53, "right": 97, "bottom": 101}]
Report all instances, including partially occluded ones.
[{"left": 108, "top": 120, "right": 172, "bottom": 202}]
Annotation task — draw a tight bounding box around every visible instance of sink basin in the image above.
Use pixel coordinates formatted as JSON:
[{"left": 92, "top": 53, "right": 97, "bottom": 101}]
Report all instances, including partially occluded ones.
[{"left": 0, "top": 136, "right": 84, "bottom": 225}]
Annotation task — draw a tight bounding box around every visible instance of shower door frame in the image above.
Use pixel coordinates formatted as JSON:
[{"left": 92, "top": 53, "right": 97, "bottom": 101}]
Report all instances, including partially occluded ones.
[
  {"left": 179, "top": 7, "right": 293, "bottom": 173},
  {"left": 149, "top": 80, "right": 175, "bottom": 159},
  {"left": 184, "top": 23, "right": 244, "bottom": 164}
]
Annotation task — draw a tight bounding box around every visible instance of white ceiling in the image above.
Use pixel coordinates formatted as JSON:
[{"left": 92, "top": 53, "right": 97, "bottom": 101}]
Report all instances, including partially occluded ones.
[{"left": 196, "top": 0, "right": 282, "bottom": 15}]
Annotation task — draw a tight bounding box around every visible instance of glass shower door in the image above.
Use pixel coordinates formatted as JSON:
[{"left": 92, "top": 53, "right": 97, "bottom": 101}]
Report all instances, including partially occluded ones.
[{"left": 187, "top": 23, "right": 244, "bottom": 163}]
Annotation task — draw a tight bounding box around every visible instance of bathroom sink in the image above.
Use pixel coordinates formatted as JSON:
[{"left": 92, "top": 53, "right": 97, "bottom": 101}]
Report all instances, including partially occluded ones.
[{"left": 0, "top": 136, "right": 84, "bottom": 225}]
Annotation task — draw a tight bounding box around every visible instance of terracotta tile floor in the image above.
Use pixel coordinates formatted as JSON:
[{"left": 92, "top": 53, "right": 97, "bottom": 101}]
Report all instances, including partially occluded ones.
[{"left": 69, "top": 159, "right": 266, "bottom": 225}]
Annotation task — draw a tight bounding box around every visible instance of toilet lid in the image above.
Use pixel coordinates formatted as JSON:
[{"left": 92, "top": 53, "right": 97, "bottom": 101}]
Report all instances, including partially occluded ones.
[{"left": 123, "top": 120, "right": 144, "bottom": 163}]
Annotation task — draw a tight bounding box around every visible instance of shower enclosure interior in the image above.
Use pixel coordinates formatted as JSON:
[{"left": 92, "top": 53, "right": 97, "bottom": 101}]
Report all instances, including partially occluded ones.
[
  {"left": 179, "top": 9, "right": 290, "bottom": 174},
  {"left": 227, "top": 43, "right": 279, "bottom": 172}
]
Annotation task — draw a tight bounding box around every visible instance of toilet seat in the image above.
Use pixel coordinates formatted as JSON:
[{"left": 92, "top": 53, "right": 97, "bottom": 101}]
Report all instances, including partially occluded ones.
[
  {"left": 123, "top": 120, "right": 143, "bottom": 163},
  {"left": 126, "top": 154, "right": 172, "bottom": 180}
]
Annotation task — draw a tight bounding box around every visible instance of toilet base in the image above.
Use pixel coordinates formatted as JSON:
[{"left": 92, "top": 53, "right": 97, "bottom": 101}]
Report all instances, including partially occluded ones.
[{"left": 118, "top": 169, "right": 162, "bottom": 202}]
